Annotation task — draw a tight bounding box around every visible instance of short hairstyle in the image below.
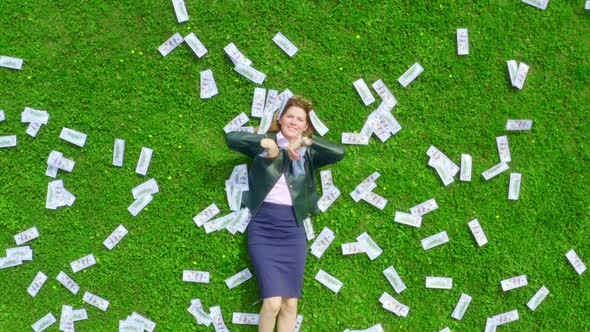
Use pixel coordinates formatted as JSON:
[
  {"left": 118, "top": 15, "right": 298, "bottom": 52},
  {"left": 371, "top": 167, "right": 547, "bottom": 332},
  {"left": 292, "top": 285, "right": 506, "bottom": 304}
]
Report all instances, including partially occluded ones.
[{"left": 268, "top": 96, "right": 315, "bottom": 137}]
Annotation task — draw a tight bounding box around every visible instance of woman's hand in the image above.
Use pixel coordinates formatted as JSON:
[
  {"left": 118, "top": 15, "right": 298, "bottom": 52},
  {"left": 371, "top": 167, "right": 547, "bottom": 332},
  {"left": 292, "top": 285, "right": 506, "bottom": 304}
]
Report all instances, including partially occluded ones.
[
  {"left": 286, "top": 137, "right": 304, "bottom": 161},
  {"left": 260, "top": 138, "right": 280, "bottom": 158}
]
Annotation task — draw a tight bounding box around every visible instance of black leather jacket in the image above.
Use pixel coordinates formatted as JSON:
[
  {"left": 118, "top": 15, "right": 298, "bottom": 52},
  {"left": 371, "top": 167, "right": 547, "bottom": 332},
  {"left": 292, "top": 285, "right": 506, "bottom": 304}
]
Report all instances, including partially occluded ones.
[{"left": 226, "top": 131, "right": 345, "bottom": 224}]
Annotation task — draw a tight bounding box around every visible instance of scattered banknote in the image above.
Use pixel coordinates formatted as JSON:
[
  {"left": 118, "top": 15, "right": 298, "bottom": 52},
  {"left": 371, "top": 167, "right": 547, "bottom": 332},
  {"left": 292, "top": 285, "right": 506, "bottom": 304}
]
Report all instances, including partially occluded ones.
[
  {"left": 135, "top": 147, "right": 153, "bottom": 175},
  {"left": 467, "top": 219, "right": 488, "bottom": 247},
  {"left": 83, "top": 291, "right": 110, "bottom": 311},
  {"left": 366, "top": 112, "right": 392, "bottom": 142},
  {"left": 46, "top": 150, "right": 75, "bottom": 177},
  {"left": 492, "top": 309, "right": 519, "bottom": 326},
  {"left": 200, "top": 69, "right": 219, "bottom": 99},
  {"left": 451, "top": 293, "right": 472, "bottom": 320},
  {"left": 383, "top": 266, "right": 406, "bottom": 294},
  {"left": 70, "top": 254, "right": 96, "bottom": 273},
  {"left": 158, "top": 33, "right": 184, "bottom": 57},
  {"left": 428, "top": 145, "right": 460, "bottom": 176},
  {"left": 209, "top": 306, "right": 229, "bottom": 332},
  {"left": 410, "top": 198, "right": 438, "bottom": 216},
  {"left": 586, "top": 0, "right": 590, "bottom": 9},
  {"left": 223, "top": 112, "right": 249, "bottom": 133},
  {"left": 0, "top": 110, "right": 4, "bottom": 121},
  {"left": 225, "top": 268, "right": 252, "bottom": 289},
  {"left": 430, "top": 159, "right": 455, "bottom": 186},
  {"left": 128, "top": 194, "right": 153, "bottom": 216},
  {"left": 21, "top": 107, "right": 49, "bottom": 124},
  {"left": 426, "top": 277, "right": 453, "bottom": 289},
  {"left": 362, "top": 190, "right": 387, "bottom": 210},
  {"left": 341, "top": 133, "right": 370, "bottom": 145},
  {"left": 565, "top": 249, "right": 586, "bottom": 275},
  {"left": 14, "top": 227, "right": 39, "bottom": 245},
  {"left": 350, "top": 172, "right": 380, "bottom": 202},
  {"left": 513, "top": 62, "right": 529, "bottom": 89},
  {"left": 506, "top": 119, "right": 533, "bottom": 131},
  {"left": 7, "top": 246, "right": 33, "bottom": 261},
  {"left": 293, "top": 314, "right": 304, "bottom": 332},
  {"left": 481, "top": 162, "right": 509, "bottom": 180},
  {"left": 398, "top": 62, "right": 424, "bottom": 88},
  {"left": 187, "top": 299, "right": 212, "bottom": 326},
  {"left": 59, "top": 305, "right": 74, "bottom": 332},
  {"left": 310, "top": 227, "right": 335, "bottom": 258},
  {"left": 315, "top": 269, "right": 343, "bottom": 293},
  {"left": 421, "top": 231, "right": 449, "bottom": 250},
  {"left": 0, "top": 135, "right": 17, "bottom": 148},
  {"left": 276, "top": 88, "right": 294, "bottom": 119},
  {"left": 357, "top": 232, "right": 382, "bottom": 260},
  {"left": 372, "top": 79, "right": 397, "bottom": 105},
  {"left": 394, "top": 211, "right": 422, "bottom": 228},
  {"left": 113, "top": 138, "right": 125, "bottom": 167},
  {"left": 303, "top": 217, "right": 315, "bottom": 241},
  {"left": 204, "top": 212, "right": 238, "bottom": 233},
  {"left": 224, "top": 42, "right": 252, "bottom": 66},
  {"left": 273, "top": 32, "right": 298, "bottom": 57},
  {"left": 232, "top": 312, "right": 259, "bottom": 325},
  {"left": 320, "top": 170, "right": 333, "bottom": 193},
  {"left": 496, "top": 136, "right": 511, "bottom": 163},
  {"left": 32, "top": 313, "right": 56, "bottom": 332},
  {"left": 251, "top": 88, "right": 266, "bottom": 117},
  {"left": 193, "top": 203, "right": 220, "bottom": 227},
  {"left": 0, "top": 255, "right": 22, "bottom": 269},
  {"left": 317, "top": 185, "right": 340, "bottom": 212},
  {"left": 379, "top": 292, "right": 409, "bottom": 317},
  {"left": 309, "top": 110, "right": 329, "bottom": 136},
  {"left": 353, "top": 78, "right": 376, "bottom": 106},
  {"left": 0, "top": 55, "right": 23, "bottom": 70},
  {"left": 522, "top": 0, "right": 549, "bottom": 10},
  {"left": 46, "top": 180, "right": 76, "bottom": 209},
  {"left": 172, "top": 0, "right": 189, "bottom": 23},
  {"left": 72, "top": 309, "right": 87, "bottom": 321},
  {"left": 26, "top": 122, "right": 42, "bottom": 137},
  {"left": 183, "top": 270, "right": 211, "bottom": 283},
  {"left": 119, "top": 319, "right": 143, "bottom": 332},
  {"left": 56, "top": 271, "right": 80, "bottom": 294},
  {"left": 59, "top": 127, "right": 87, "bottom": 147},
  {"left": 132, "top": 178, "right": 159, "bottom": 199},
  {"left": 234, "top": 62, "right": 266, "bottom": 84},
  {"left": 456, "top": 28, "right": 469, "bottom": 55},
  {"left": 185, "top": 32, "right": 208, "bottom": 58},
  {"left": 508, "top": 173, "right": 521, "bottom": 200},
  {"left": 27, "top": 271, "right": 48, "bottom": 297},
  {"left": 263, "top": 89, "right": 280, "bottom": 116},
  {"left": 484, "top": 318, "right": 496, "bottom": 332},
  {"left": 342, "top": 242, "right": 365, "bottom": 255},
  {"left": 460, "top": 154, "right": 472, "bottom": 181},
  {"left": 507, "top": 60, "right": 518, "bottom": 83},
  {"left": 527, "top": 286, "right": 549, "bottom": 311},
  {"left": 501, "top": 275, "right": 528, "bottom": 291},
  {"left": 103, "top": 224, "right": 128, "bottom": 250},
  {"left": 257, "top": 108, "right": 275, "bottom": 135}
]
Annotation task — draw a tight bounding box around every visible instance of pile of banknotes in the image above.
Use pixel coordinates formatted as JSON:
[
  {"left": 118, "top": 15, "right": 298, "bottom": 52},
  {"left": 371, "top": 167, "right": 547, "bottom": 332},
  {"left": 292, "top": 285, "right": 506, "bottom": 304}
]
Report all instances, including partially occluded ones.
[
  {"left": 127, "top": 178, "right": 159, "bottom": 216},
  {"left": 118, "top": 312, "right": 156, "bottom": 332}
]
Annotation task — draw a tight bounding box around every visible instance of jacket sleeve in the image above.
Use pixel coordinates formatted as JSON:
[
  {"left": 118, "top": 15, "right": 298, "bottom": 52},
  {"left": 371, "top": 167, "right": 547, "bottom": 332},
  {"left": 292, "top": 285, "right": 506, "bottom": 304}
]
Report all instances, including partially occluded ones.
[
  {"left": 226, "top": 131, "right": 267, "bottom": 159},
  {"left": 308, "top": 136, "right": 345, "bottom": 169}
]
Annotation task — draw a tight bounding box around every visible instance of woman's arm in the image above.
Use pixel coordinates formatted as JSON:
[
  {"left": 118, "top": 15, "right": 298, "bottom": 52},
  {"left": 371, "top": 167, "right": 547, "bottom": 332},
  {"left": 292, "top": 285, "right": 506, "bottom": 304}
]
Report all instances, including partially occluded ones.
[
  {"left": 226, "top": 131, "right": 267, "bottom": 158},
  {"left": 307, "top": 136, "right": 345, "bottom": 168}
]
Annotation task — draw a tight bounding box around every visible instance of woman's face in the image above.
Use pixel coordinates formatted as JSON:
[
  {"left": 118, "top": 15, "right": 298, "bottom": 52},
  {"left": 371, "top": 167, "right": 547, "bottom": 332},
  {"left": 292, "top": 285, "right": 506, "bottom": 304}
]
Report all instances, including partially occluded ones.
[{"left": 279, "top": 106, "right": 308, "bottom": 141}]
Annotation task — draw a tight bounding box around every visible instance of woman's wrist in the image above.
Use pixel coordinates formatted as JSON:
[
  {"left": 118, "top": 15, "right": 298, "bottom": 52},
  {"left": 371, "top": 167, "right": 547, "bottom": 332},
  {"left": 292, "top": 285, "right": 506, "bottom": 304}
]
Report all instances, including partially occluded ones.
[{"left": 301, "top": 137, "right": 312, "bottom": 147}]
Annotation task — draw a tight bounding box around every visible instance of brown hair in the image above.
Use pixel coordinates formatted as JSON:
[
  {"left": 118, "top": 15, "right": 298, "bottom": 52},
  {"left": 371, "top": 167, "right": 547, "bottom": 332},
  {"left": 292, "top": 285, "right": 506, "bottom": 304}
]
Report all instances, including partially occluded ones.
[{"left": 268, "top": 95, "right": 315, "bottom": 137}]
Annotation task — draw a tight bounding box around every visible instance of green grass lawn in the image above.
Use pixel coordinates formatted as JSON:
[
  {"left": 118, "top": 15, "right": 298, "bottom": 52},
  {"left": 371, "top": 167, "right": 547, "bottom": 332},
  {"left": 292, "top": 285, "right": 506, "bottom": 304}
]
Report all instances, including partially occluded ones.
[{"left": 1, "top": 0, "right": 589, "bottom": 331}]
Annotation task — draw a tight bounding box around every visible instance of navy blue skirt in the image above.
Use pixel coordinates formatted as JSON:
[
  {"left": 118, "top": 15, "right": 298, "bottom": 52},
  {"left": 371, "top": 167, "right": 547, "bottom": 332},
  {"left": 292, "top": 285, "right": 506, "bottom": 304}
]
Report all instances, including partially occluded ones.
[{"left": 248, "top": 202, "right": 307, "bottom": 298}]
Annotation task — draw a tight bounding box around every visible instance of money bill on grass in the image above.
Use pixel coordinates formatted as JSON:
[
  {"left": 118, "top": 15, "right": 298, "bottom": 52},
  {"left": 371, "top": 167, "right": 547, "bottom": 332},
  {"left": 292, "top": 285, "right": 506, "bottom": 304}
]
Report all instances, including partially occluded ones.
[
  {"left": 234, "top": 62, "right": 266, "bottom": 84},
  {"left": 56, "top": 271, "right": 80, "bottom": 294},
  {"left": 27, "top": 271, "right": 48, "bottom": 297},
  {"left": 0, "top": 135, "right": 17, "bottom": 148},
  {"left": 276, "top": 88, "right": 294, "bottom": 118},
  {"left": 356, "top": 232, "right": 382, "bottom": 260},
  {"left": 481, "top": 162, "right": 509, "bottom": 180},
  {"left": 352, "top": 78, "right": 376, "bottom": 106},
  {"left": 427, "top": 145, "right": 460, "bottom": 175},
  {"left": 32, "top": 313, "right": 56, "bottom": 332},
  {"left": 209, "top": 306, "right": 229, "bottom": 332},
  {"left": 421, "top": 231, "right": 449, "bottom": 250},
  {"left": 272, "top": 32, "right": 298, "bottom": 57},
  {"left": 128, "top": 194, "right": 153, "bottom": 216},
  {"left": 83, "top": 291, "right": 109, "bottom": 311},
  {"left": 223, "top": 112, "right": 249, "bottom": 133},
  {"left": 342, "top": 242, "right": 365, "bottom": 255},
  {"left": 456, "top": 28, "right": 469, "bottom": 55},
  {"left": 341, "top": 133, "right": 369, "bottom": 145},
  {"left": 135, "top": 147, "right": 153, "bottom": 176},
  {"left": 22, "top": 107, "right": 49, "bottom": 124},
  {"left": 200, "top": 69, "right": 219, "bottom": 99},
  {"left": 187, "top": 299, "right": 212, "bottom": 326},
  {"left": 522, "top": 0, "right": 549, "bottom": 10},
  {"left": 158, "top": 33, "right": 184, "bottom": 57},
  {"left": 425, "top": 277, "right": 453, "bottom": 289},
  {"left": 113, "top": 138, "right": 125, "bottom": 167},
  {"left": 383, "top": 266, "right": 406, "bottom": 294},
  {"left": 315, "top": 269, "right": 343, "bottom": 293},
  {"left": 527, "top": 286, "right": 549, "bottom": 311},
  {"left": 26, "top": 122, "right": 43, "bottom": 137},
  {"left": 251, "top": 88, "right": 266, "bottom": 117},
  {"left": 513, "top": 62, "right": 529, "bottom": 89},
  {"left": 309, "top": 110, "right": 329, "bottom": 136},
  {"left": 410, "top": 198, "right": 438, "bottom": 216},
  {"left": 506, "top": 119, "right": 533, "bottom": 131},
  {"left": 451, "top": 293, "right": 472, "bottom": 320},
  {"left": 185, "top": 32, "right": 208, "bottom": 58},
  {"left": 350, "top": 172, "right": 380, "bottom": 201},
  {"left": 492, "top": 309, "right": 519, "bottom": 326},
  {"left": 0, "top": 255, "right": 22, "bottom": 269},
  {"left": 398, "top": 62, "right": 424, "bottom": 88},
  {"left": 224, "top": 268, "right": 252, "bottom": 289},
  {"left": 484, "top": 318, "right": 496, "bottom": 332},
  {"left": 7, "top": 246, "right": 33, "bottom": 261},
  {"left": 14, "top": 227, "right": 39, "bottom": 245},
  {"left": 119, "top": 319, "right": 143, "bottom": 332},
  {"left": 565, "top": 249, "right": 586, "bottom": 275},
  {"left": 232, "top": 312, "right": 259, "bottom": 325},
  {"left": 293, "top": 315, "right": 304, "bottom": 332},
  {"left": 395, "top": 211, "right": 422, "bottom": 228},
  {"left": 0, "top": 110, "right": 4, "bottom": 121},
  {"left": 224, "top": 42, "right": 252, "bottom": 66},
  {"left": 361, "top": 190, "right": 387, "bottom": 210},
  {"left": 172, "top": 0, "right": 189, "bottom": 23},
  {"left": 372, "top": 79, "right": 397, "bottom": 105},
  {"left": 0, "top": 55, "right": 24, "bottom": 70},
  {"left": 379, "top": 292, "right": 409, "bottom": 317},
  {"left": 496, "top": 136, "right": 511, "bottom": 163},
  {"left": 507, "top": 60, "right": 518, "bottom": 83},
  {"left": 508, "top": 173, "right": 521, "bottom": 200},
  {"left": 317, "top": 185, "right": 340, "bottom": 212},
  {"left": 467, "top": 219, "right": 488, "bottom": 247},
  {"left": 103, "top": 224, "right": 128, "bottom": 250},
  {"left": 132, "top": 178, "right": 159, "bottom": 199},
  {"left": 72, "top": 309, "right": 87, "bottom": 321},
  {"left": 320, "top": 170, "right": 333, "bottom": 193},
  {"left": 586, "top": 0, "right": 590, "bottom": 9},
  {"left": 203, "top": 212, "right": 238, "bottom": 233},
  {"left": 70, "top": 254, "right": 96, "bottom": 273},
  {"left": 59, "top": 305, "right": 74, "bottom": 332},
  {"left": 303, "top": 217, "right": 315, "bottom": 241},
  {"left": 193, "top": 203, "right": 220, "bottom": 227},
  {"left": 183, "top": 270, "right": 210, "bottom": 283},
  {"left": 263, "top": 89, "right": 279, "bottom": 115},
  {"left": 310, "top": 227, "right": 335, "bottom": 258},
  {"left": 460, "top": 154, "right": 472, "bottom": 181}
]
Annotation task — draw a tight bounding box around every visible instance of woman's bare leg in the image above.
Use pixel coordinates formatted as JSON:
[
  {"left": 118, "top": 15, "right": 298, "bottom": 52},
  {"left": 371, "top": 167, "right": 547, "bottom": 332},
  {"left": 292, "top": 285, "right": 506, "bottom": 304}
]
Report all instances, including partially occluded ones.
[
  {"left": 277, "top": 297, "right": 298, "bottom": 332},
  {"left": 258, "top": 297, "right": 282, "bottom": 332}
]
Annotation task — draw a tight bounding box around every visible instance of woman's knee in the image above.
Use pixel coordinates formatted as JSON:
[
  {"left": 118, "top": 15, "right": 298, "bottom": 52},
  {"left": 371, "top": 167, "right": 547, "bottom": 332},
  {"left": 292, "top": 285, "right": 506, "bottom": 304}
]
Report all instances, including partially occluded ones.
[
  {"left": 280, "top": 298, "right": 298, "bottom": 314},
  {"left": 262, "top": 297, "right": 282, "bottom": 315}
]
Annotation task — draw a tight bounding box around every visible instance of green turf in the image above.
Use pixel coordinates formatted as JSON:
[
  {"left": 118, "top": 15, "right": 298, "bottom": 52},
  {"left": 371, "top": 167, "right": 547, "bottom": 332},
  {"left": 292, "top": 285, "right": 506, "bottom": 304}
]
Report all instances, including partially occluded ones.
[{"left": 0, "top": 0, "right": 589, "bottom": 331}]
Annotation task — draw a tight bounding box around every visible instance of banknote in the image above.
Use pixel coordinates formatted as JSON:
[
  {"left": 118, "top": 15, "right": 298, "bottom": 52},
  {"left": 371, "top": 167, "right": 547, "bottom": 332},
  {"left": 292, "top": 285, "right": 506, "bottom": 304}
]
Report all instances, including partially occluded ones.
[
  {"left": 383, "top": 266, "right": 406, "bottom": 294},
  {"left": 187, "top": 299, "right": 211, "bottom": 326},
  {"left": 320, "top": 170, "right": 333, "bottom": 193},
  {"left": 172, "top": 0, "right": 189, "bottom": 22},
  {"left": 467, "top": 219, "right": 488, "bottom": 247},
  {"left": 425, "top": 277, "right": 453, "bottom": 289},
  {"left": 224, "top": 42, "right": 252, "bottom": 66},
  {"left": 185, "top": 32, "right": 207, "bottom": 58},
  {"left": 0, "top": 135, "right": 17, "bottom": 148},
  {"left": 356, "top": 232, "right": 382, "bottom": 260},
  {"left": 293, "top": 315, "right": 304, "bottom": 332},
  {"left": 251, "top": 88, "right": 266, "bottom": 117},
  {"left": 341, "top": 242, "right": 365, "bottom": 255},
  {"left": 57, "top": 271, "right": 80, "bottom": 294},
  {"left": 72, "top": 309, "right": 87, "bottom": 321},
  {"left": 6, "top": 246, "right": 33, "bottom": 261},
  {"left": 0, "top": 110, "right": 4, "bottom": 121},
  {"left": 361, "top": 190, "right": 387, "bottom": 210},
  {"left": 127, "top": 194, "right": 153, "bottom": 216},
  {"left": 353, "top": 78, "right": 376, "bottom": 106},
  {"left": 506, "top": 119, "right": 533, "bottom": 131},
  {"left": 507, "top": 60, "right": 518, "bottom": 84},
  {"left": 31, "top": 313, "right": 56, "bottom": 332},
  {"left": 508, "top": 173, "right": 521, "bottom": 200},
  {"left": 21, "top": 107, "right": 49, "bottom": 124},
  {"left": 379, "top": 292, "right": 409, "bottom": 317},
  {"left": 527, "top": 286, "right": 549, "bottom": 311},
  {"left": 492, "top": 309, "right": 519, "bottom": 326},
  {"left": 272, "top": 32, "right": 298, "bottom": 57},
  {"left": 135, "top": 147, "right": 153, "bottom": 176},
  {"left": 315, "top": 269, "right": 343, "bottom": 293},
  {"left": 83, "top": 291, "right": 109, "bottom": 311},
  {"left": 310, "top": 227, "right": 335, "bottom": 258},
  {"left": 209, "top": 306, "right": 229, "bottom": 332},
  {"left": 103, "top": 224, "right": 128, "bottom": 250},
  {"left": 372, "top": 79, "right": 397, "bottom": 104},
  {"left": 132, "top": 178, "right": 159, "bottom": 199},
  {"left": 309, "top": 110, "right": 329, "bottom": 136},
  {"left": 193, "top": 203, "right": 220, "bottom": 227},
  {"left": 317, "top": 185, "right": 340, "bottom": 212},
  {"left": 234, "top": 62, "right": 266, "bottom": 84},
  {"left": 14, "top": 227, "right": 39, "bottom": 245},
  {"left": 513, "top": 63, "right": 529, "bottom": 89},
  {"left": 70, "top": 254, "right": 96, "bottom": 273},
  {"left": 496, "top": 136, "right": 511, "bottom": 163},
  {"left": 232, "top": 312, "right": 259, "bottom": 325},
  {"left": 565, "top": 249, "right": 586, "bottom": 275},
  {"left": 0, "top": 55, "right": 23, "bottom": 70},
  {"left": 481, "top": 162, "right": 509, "bottom": 180},
  {"left": 59, "top": 305, "right": 74, "bottom": 332},
  {"left": 303, "top": 217, "right": 315, "bottom": 241},
  {"left": 410, "top": 198, "right": 438, "bottom": 216},
  {"left": 158, "top": 33, "right": 184, "bottom": 57},
  {"left": 398, "top": 63, "right": 424, "bottom": 88},
  {"left": 27, "top": 271, "right": 48, "bottom": 297},
  {"left": 460, "top": 154, "right": 472, "bottom": 181},
  {"left": 456, "top": 28, "right": 469, "bottom": 55},
  {"left": 421, "top": 231, "right": 449, "bottom": 250},
  {"left": 113, "top": 138, "right": 125, "bottom": 167},
  {"left": 395, "top": 211, "right": 422, "bottom": 228},
  {"left": 183, "top": 270, "right": 210, "bottom": 283},
  {"left": 224, "top": 268, "right": 252, "bottom": 289},
  {"left": 522, "top": 0, "right": 549, "bottom": 10},
  {"left": 451, "top": 293, "right": 472, "bottom": 320},
  {"left": 341, "top": 133, "right": 369, "bottom": 145}
]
